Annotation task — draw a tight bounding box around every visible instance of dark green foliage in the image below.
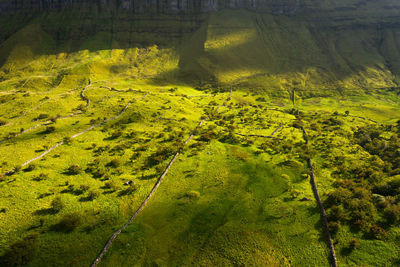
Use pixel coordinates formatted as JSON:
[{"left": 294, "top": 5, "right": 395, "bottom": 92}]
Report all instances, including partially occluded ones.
[
  {"left": 63, "top": 137, "right": 72, "bottom": 145},
  {"left": 349, "top": 238, "right": 360, "bottom": 249},
  {"left": 36, "top": 113, "right": 48, "bottom": 120},
  {"left": 53, "top": 213, "right": 81, "bottom": 232},
  {"left": 107, "top": 159, "right": 121, "bottom": 168},
  {"left": 79, "top": 184, "right": 90, "bottom": 193},
  {"left": 144, "top": 146, "right": 175, "bottom": 168},
  {"left": 0, "top": 233, "right": 39, "bottom": 267},
  {"left": 33, "top": 173, "right": 48, "bottom": 181},
  {"left": 67, "top": 165, "right": 81, "bottom": 175},
  {"left": 87, "top": 190, "right": 101, "bottom": 200},
  {"left": 383, "top": 204, "right": 400, "bottom": 224},
  {"left": 104, "top": 181, "right": 119, "bottom": 191},
  {"left": 328, "top": 221, "right": 340, "bottom": 235},
  {"left": 119, "top": 182, "right": 138, "bottom": 196},
  {"left": 44, "top": 126, "right": 55, "bottom": 134},
  {"left": 24, "top": 164, "right": 36, "bottom": 172},
  {"left": 51, "top": 196, "right": 63, "bottom": 213},
  {"left": 13, "top": 165, "right": 22, "bottom": 174}
]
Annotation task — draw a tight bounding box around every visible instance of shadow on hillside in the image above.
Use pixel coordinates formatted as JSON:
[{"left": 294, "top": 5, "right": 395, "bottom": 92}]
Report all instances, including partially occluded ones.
[{"left": 0, "top": 9, "right": 399, "bottom": 92}]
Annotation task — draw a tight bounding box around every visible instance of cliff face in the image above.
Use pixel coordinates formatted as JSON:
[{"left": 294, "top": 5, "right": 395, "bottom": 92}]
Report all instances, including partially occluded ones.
[
  {"left": 0, "top": 1, "right": 399, "bottom": 92},
  {"left": 0, "top": 0, "right": 303, "bottom": 15}
]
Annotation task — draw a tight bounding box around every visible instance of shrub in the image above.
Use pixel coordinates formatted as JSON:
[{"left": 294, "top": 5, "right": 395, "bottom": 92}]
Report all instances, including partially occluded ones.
[
  {"left": 88, "top": 190, "right": 101, "bottom": 200},
  {"left": 107, "top": 159, "right": 121, "bottom": 168},
  {"left": 63, "top": 137, "right": 72, "bottom": 145},
  {"left": 23, "top": 164, "right": 36, "bottom": 172},
  {"left": 13, "top": 165, "right": 22, "bottom": 174},
  {"left": 79, "top": 184, "right": 90, "bottom": 193},
  {"left": 51, "top": 196, "right": 63, "bottom": 213},
  {"left": 383, "top": 204, "right": 400, "bottom": 224},
  {"left": 54, "top": 213, "right": 81, "bottom": 232},
  {"left": 104, "top": 181, "right": 119, "bottom": 191},
  {"left": 0, "top": 119, "right": 6, "bottom": 126},
  {"left": 328, "top": 221, "right": 341, "bottom": 235},
  {"left": 368, "top": 225, "right": 387, "bottom": 240},
  {"left": 34, "top": 173, "right": 48, "bottom": 181},
  {"left": 0, "top": 233, "right": 39, "bottom": 266},
  {"left": 44, "top": 126, "right": 55, "bottom": 134},
  {"left": 324, "top": 187, "right": 352, "bottom": 207},
  {"left": 67, "top": 165, "right": 81, "bottom": 175},
  {"left": 185, "top": 191, "right": 201, "bottom": 200},
  {"left": 349, "top": 238, "right": 360, "bottom": 249},
  {"left": 37, "top": 114, "right": 49, "bottom": 120},
  {"left": 110, "top": 131, "right": 123, "bottom": 139}
]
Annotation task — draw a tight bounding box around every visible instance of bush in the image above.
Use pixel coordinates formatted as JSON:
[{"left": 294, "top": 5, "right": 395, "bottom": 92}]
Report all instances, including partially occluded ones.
[
  {"left": 368, "top": 225, "right": 387, "bottom": 240},
  {"left": 184, "top": 191, "right": 201, "bottom": 200},
  {"left": 79, "top": 184, "right": 90, "bottom": 193},
  {"left": 349, "top": 238, "right": 360, "bottom": 249},
  {"left": 67, "top": 165, "right": 81, "bottom": 175},
  {"left": 104, "top": 181, "right": 119, "bottom": 191},
  {"left": 0, "top": 233, "right": 38, "bottom": 266},
  {"left": 36, "top": 114, "right": 49, "bottom": 120},
  {"left": 0, "top": 119, "right": 6, "bottom": 126},
  {"left": 110, "top": 131, "right": 123, "bottom": 139},
  {"left": 54, "top": 213, "right": 81, "bottom": 232},
  {"left": 44, "top": 126, "right": 55, "bottom": 134},
  {"left": 107, "top": 159, "right": 121, "bottom": 168},
  {"left": 51, "top": 196, "right": 63, "bottom": 213},
  {"left": 328, "top": 221, "right": 341, "bottom": 235},
  {"left": 88, "top": 190, "right": 101, "bottom": 200},
  {"left": 24, "top": 164, "right": 36, "bottom": 172},
  {"left": 325, "top": 187, "right": 352, "bottom": 207},
  {"left": 63, "top": 137, "right": 72, "bottom": 145},
  {"left": 13, "top": 165, "right": 22, "bottom": 174},
  {"left": 34, "top": 173, "right": 48, "bottom": 181},
  {"left": 383, "top": 204, "right": 400, "bottom": 224}
]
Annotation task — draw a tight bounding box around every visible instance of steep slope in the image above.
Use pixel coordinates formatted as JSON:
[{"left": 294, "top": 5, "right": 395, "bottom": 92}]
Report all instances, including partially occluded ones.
[{"left": 1, "top": 7, "right": 399, "bottom": 94}]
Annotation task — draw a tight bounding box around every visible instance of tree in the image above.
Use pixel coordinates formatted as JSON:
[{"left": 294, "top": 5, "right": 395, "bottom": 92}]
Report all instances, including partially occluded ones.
[{"left": 345, "top": 110, "right": 350, "bottom": 116}]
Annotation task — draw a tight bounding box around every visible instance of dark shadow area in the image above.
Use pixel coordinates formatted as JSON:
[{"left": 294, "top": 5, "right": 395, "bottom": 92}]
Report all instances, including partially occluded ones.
[
  {"left": 33, "top": 208, "right": 57, "bottom": 216},
  {"left": 137, "top": 173, "right": 158, "bottom": 180}
]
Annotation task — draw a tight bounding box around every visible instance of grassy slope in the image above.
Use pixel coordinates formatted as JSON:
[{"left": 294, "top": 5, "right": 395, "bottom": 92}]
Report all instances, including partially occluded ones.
[
  {"left": 0, "top": 8, "right": 399, "bottom": 267},
  {"left": 180, "top": 9, "right": 399, "bottom": 92}
]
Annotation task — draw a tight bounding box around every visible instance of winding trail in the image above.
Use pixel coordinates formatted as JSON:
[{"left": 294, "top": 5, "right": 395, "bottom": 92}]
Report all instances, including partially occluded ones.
[
  {"left": 91, "top": 91, "right": 232, "bottom": 266},
  {"left": 2, "top": 93, "right": 147, "bottom": 176}
]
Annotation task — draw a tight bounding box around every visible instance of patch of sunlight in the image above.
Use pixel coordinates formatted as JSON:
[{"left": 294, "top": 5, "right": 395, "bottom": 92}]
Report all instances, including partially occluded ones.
[{"left": 205, "top": 30, "right": 255, "bottom": 51}]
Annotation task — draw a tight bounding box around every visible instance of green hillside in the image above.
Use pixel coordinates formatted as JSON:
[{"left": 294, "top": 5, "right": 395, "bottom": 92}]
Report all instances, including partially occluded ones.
[{"left": 0, "top": 6, "right": 400, "bottom": 267}]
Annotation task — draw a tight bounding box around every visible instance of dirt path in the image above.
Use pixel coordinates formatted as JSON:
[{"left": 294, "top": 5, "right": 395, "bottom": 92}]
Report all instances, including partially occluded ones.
[{"left": 2, "top": 93, "right": 147, "bottom": 176}]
